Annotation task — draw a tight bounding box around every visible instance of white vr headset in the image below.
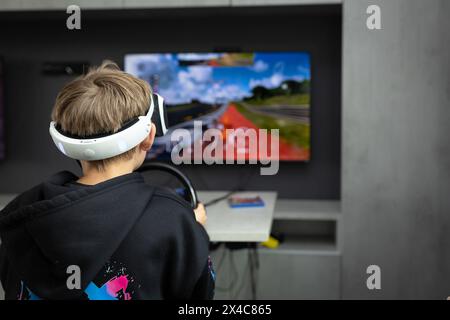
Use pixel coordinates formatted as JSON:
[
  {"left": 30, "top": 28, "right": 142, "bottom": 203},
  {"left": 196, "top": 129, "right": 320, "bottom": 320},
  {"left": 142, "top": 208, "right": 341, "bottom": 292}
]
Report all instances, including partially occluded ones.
[{"left": 49, "top": 93, "right": 168, "bottom": 161}]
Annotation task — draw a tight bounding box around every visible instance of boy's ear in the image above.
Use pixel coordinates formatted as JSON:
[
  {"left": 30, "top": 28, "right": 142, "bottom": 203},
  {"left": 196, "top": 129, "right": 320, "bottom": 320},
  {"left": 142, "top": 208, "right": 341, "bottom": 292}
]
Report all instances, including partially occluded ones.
[{"left": 140, "top": 123, "right": 156, "bottom": 152}]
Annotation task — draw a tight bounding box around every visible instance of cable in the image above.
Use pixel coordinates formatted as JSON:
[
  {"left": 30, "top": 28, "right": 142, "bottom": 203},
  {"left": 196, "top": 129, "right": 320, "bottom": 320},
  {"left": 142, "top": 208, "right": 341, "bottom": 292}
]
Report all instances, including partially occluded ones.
[
  {"left": 229, "top": 246, "right": 259, "bottom": 299},
  {"left": 228, "top": 250, "right": 239, "bottom": 294},
  {"left": 249, "top": 247, "right": 259, "bottom": 300},
  {"left": 204, "top": 190, "right": 236, "bottom": 207},
  {"left": 204, "top": 166, "right": 257, "bottom": 207}
]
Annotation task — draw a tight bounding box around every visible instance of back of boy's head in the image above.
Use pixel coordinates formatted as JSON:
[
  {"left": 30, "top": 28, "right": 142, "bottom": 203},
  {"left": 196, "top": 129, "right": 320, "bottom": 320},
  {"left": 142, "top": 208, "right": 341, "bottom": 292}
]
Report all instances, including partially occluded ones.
[{"left": 51, "top": 61, "right": 152, "bottom": 170}]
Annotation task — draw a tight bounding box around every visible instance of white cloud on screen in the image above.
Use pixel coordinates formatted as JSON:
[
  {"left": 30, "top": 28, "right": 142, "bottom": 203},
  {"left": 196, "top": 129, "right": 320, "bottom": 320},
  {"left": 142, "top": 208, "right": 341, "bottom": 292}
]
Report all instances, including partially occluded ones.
[
  {"left": 165, "top": 66, "right": 249, "bottom": 105},
  {"left": 249, "top": 73, "right": 306, "bottom": 89},
  {"left": 251, "top": 60, "right": 269, "bottom": 72},
  {"left": 249, "top": 73, "right": 284, "bottom": 89},
  {"left": 203, "top": 84, "right": 249, "bottom": 104},
  {"left": 248, "top": 61, "right": 307, "bottom": 89},
  {"left": 124, "top": 54, "right": 173, "bottom": 76},
  {"left": 124, "top": 54, "right": 178, "bottom": 92},
  {"left": 179, "top": 66, "right": 213, "bottom": 83},
  {"left": 176, "top": 53, "right": 221, "bottom": 61}
]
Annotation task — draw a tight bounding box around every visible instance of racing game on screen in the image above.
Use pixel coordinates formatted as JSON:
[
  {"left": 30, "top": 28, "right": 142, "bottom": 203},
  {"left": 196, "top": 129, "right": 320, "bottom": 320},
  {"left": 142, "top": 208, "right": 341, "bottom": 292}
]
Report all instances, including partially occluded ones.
[{"left": 125, "top": 52, "right": 311, "bottom": 162}]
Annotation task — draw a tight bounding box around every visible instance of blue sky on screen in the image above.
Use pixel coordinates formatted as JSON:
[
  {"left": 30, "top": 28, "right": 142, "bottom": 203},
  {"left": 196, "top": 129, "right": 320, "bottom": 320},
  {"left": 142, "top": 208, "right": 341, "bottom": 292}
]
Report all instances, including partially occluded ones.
[{"left": 125, "top": 52, "right": 310, "bottom": 105}]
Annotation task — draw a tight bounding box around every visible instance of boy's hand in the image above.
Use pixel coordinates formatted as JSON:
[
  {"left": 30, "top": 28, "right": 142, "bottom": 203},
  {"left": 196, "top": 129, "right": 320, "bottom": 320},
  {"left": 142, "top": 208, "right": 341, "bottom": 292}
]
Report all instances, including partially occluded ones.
[{"left": 194, "top": 202, "right": 207, "bottom": 226}]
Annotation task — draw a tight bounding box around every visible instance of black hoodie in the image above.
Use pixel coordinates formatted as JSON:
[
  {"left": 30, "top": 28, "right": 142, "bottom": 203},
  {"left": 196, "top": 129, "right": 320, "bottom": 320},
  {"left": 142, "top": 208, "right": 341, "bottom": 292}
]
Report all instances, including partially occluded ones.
[{"left": 0, "top": 171, "right": 214, "bottom": 300}]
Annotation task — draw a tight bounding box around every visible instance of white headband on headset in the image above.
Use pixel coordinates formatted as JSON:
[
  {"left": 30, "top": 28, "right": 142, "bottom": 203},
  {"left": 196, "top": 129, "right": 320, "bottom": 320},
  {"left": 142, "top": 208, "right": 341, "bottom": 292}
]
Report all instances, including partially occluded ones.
[{"left": 49, "top": 93, "right": 167, "bottom": 161}]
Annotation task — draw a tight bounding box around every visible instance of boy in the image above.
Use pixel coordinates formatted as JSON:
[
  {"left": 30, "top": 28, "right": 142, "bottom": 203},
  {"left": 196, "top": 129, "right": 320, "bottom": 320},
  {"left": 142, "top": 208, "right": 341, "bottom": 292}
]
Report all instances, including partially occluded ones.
[{"left": 0, "top": 61, "right": 214, "bottom": 300}]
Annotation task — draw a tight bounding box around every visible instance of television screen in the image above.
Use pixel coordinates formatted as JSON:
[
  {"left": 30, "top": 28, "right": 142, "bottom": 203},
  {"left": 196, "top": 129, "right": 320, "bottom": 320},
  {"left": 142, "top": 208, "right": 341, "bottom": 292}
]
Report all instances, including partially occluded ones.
[
  {"left": 124, "top": 52, "right": 310, "bottom": 162},
  {"left": 0, "top": 58, "right": 4, "bottom": 160}
]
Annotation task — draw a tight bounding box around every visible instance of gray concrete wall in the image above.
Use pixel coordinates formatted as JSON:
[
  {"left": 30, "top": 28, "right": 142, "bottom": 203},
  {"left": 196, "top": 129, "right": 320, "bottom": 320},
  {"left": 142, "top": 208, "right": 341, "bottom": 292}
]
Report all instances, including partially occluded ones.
[{"left": 342, "top": 0, "right": 450, "bottom": 299}]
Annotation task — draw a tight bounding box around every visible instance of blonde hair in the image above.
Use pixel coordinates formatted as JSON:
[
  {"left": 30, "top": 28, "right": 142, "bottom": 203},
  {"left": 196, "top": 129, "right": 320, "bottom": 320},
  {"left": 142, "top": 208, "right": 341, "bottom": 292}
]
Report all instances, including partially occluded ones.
[{"left": 51, "top": 60, "right": 152, "bottom": 171}]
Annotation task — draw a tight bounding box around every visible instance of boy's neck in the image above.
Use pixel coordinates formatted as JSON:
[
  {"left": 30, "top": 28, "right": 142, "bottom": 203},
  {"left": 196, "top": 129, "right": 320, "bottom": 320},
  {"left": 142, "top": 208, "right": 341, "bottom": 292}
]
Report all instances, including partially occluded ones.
[{"left": 77, "top": 162, "right": 135, "bottom": 185}]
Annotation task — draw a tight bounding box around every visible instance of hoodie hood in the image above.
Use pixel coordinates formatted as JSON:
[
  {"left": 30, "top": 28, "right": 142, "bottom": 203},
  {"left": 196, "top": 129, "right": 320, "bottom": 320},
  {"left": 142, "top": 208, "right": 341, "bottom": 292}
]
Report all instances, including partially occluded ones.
[{"left": 0, "top": 171, "right": 154, "bottom": 299}]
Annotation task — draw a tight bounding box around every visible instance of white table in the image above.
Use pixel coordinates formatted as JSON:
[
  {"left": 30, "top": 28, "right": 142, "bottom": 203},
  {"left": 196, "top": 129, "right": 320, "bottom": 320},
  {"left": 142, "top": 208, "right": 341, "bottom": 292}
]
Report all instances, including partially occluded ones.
[{"left": 198, "top": 191, "right": 277, "bottom": 242}]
